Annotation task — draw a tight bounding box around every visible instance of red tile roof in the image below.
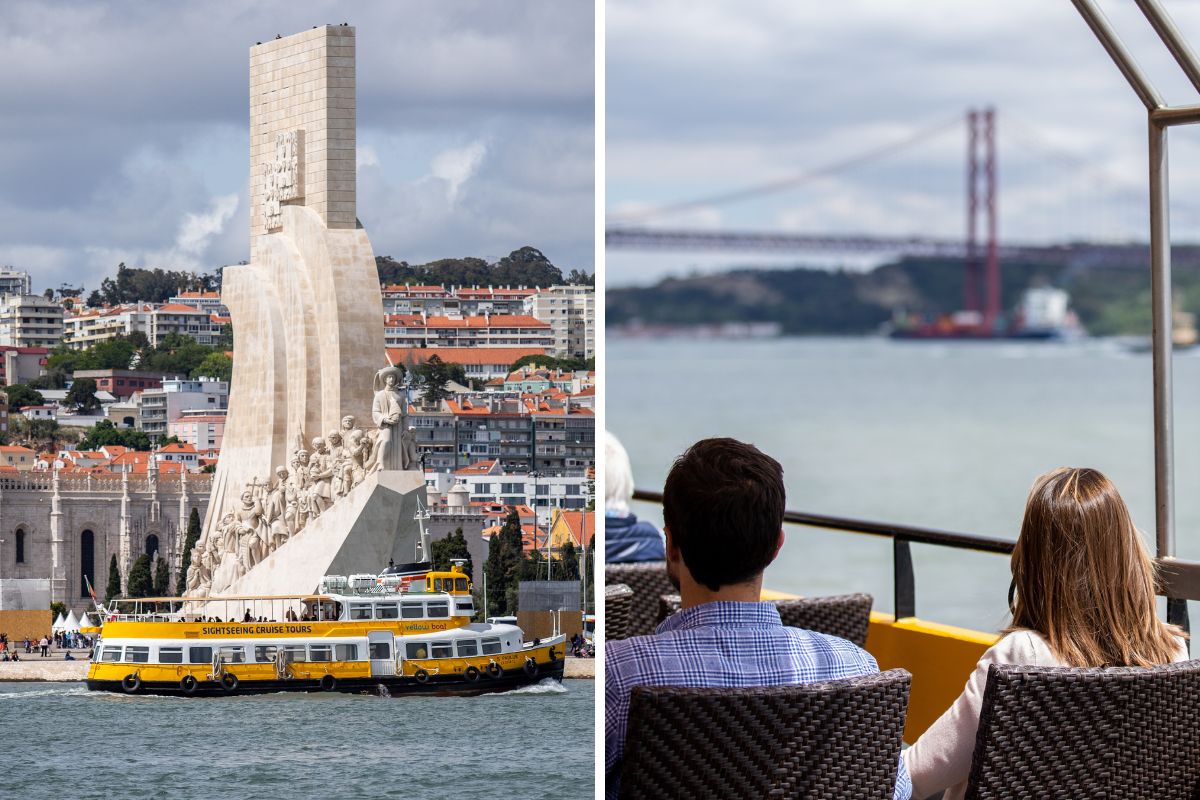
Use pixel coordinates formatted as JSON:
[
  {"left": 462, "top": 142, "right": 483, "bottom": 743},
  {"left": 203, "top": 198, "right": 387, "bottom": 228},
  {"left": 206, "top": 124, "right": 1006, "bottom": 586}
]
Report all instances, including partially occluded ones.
[
  {"left": 386, "top": 347, "right": 547, "bottom": 368},
  {"left": 384, "top": 314, "right": 549, "bottom": 329}
]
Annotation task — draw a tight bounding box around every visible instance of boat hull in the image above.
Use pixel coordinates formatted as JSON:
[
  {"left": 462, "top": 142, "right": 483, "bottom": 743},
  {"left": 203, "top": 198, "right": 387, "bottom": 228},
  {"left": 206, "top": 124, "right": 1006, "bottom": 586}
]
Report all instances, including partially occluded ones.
[{"left": 86, "top": 657, "right": 565, "bottom": 698}]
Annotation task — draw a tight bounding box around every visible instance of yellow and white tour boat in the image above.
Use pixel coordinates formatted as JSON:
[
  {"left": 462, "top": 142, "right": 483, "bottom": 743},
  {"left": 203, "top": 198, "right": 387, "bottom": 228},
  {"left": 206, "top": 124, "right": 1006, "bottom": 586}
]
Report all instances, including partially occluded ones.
[{"left": 85, "top": 564, "right": 565, "bottom": 697}]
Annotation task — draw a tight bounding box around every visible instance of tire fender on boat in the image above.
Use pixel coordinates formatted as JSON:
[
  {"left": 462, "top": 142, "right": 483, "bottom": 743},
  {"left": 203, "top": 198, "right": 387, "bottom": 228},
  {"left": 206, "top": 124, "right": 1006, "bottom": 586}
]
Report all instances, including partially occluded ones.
[
  {"left": 464, "top": 666, "right": 480, "bottom": 682},
  {"left": 320, "top": 674, "right": 337, "bottom": 692},
  {"left": 486, "top": 661, "right": 502, "bottom": 678},
  {"left": 548, "top": 647, "right": 558, "bottom": 662},
  {"left": 220, "top": 672, "right": 239, "bottom": 692},
  {"left": 414, "top": 668, "right": 430, "bottom": 684},
  {"left": 179, "top": 674, "right": 198, "bottom": 695},
  {"left": 523, "top": 658, "right": 538, "bottom": 677},
  {"left": 121, "top": 673, "right": 141, "bottom": 694}
]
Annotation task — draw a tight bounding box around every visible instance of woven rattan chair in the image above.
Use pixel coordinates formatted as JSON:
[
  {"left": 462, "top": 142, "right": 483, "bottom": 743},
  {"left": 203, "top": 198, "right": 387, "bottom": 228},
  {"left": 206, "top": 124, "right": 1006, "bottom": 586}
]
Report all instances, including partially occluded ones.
[
  {"left": 606, "top": 583, "right": 635, "bottom": 641},
  {"left": 618, "top": 669, "right": 911, "bottom": 800},
  {"left": 965, "top": 660, "right": 1200, "bottom": 800},
  {"left": 657, "top": 592, "right": 873, "bottom": 647},
  {"left": 605, "top": 561, "right": 674, "bottom": 637}
]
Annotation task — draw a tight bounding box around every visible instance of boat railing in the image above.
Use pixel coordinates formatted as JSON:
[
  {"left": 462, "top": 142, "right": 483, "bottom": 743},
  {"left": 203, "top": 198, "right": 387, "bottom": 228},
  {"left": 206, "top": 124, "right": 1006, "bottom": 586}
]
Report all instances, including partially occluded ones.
[{"left": 632, "top": 488, "right": 1191, "bottom": 633}]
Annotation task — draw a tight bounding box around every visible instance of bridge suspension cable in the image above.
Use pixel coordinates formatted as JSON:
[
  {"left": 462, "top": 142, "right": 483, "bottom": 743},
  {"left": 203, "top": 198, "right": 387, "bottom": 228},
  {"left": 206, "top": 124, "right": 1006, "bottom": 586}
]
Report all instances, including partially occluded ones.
[{"left": 607, "top": 112, "right": 963, "bottom": 226}]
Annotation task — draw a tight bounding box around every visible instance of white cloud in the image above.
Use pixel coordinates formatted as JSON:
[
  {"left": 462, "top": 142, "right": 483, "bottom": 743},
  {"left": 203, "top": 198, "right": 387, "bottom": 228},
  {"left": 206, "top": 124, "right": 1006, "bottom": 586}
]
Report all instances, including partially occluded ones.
[
  {"left": 431, "top": 141, "right": 488, "bottom": 203},
  {"left": 175, "top": 193, "right": 239, "bottom": 258}
]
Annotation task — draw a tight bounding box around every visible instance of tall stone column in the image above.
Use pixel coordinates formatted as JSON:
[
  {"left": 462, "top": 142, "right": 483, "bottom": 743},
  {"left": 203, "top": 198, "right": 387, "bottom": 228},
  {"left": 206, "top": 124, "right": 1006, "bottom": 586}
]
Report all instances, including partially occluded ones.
[
  {"left": 49, "top": 468, "right": 66, "bottom": 604},
  {"left": 118, "top": 472, "right": 131, "bottom": 593},
  {"left": 148, "top": 457, "right": 160, "bottom": 522}
]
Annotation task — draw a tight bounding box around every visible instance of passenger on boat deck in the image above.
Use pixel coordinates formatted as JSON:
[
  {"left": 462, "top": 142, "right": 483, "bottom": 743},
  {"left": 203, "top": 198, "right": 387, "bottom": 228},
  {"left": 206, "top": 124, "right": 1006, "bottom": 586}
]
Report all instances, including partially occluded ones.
[
  {"left": 604, "top": 437, "right": 912, "bottom": 800},
  {"left": 243, "top": 609, "right": 253, "bottom": 622},
  {"left": 904, "top": 467, "right": 1189, "bottom": 800},
  {"left": 603, "top": 431, "right": 665, "bottom": 563}
]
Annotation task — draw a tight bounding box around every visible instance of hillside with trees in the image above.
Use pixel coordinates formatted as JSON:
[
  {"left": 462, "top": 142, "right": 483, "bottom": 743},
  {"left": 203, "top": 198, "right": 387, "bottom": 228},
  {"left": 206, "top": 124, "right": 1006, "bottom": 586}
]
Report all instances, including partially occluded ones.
[
  {"left": 608, "top": 249, "right": 1200, "bottom": 337},
  {"left": 376, "top": 246, "right": 591, "bottom": 288}
]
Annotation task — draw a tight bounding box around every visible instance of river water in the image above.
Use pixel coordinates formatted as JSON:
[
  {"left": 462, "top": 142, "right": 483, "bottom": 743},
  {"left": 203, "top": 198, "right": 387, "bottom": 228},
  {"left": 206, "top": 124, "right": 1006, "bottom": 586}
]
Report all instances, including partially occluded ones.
[
  {"left": 1, "top": 679, "right": 593, "bottom": 799},
  {"left": 610, "top": 336, "right": 1200, "bottom": 632}
]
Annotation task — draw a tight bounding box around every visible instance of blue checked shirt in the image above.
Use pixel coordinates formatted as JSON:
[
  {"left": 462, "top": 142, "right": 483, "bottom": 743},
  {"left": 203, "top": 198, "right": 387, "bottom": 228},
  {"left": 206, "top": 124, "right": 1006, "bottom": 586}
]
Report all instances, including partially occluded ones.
[{"left": 605, "top": 601, "right": 912, "bottom": 800}]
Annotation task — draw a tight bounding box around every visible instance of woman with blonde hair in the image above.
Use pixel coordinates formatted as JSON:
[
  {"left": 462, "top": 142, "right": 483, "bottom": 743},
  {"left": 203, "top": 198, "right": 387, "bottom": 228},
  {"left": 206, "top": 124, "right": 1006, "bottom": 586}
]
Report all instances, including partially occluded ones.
[{"left": 904, "top": 467, "right": 1187, "bottom": 800}]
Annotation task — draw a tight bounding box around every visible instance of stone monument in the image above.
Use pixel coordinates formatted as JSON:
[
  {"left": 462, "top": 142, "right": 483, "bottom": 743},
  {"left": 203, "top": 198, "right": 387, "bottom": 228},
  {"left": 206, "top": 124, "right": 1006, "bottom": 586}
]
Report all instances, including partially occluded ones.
[{"left": 191, "top": 26, "right": 426, "bottom": 598}]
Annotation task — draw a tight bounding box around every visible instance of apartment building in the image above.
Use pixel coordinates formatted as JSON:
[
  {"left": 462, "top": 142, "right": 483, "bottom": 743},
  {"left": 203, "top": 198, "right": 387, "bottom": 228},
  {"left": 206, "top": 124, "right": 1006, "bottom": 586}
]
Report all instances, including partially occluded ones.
[
  {"left": 386, "top": 346, "right": 549, "bottom": 383},
  {"left": 139, "top": 377, "right": 229, "bottom": 441},
  {"left": 73, "top": 369, "right": 172, "bottom": 399},
  {"left": 522, "top": 285, "right": 595, "bottom": 359},
  {"left": 380, "top": 285, "right": 537, "bottom": 317},
  {"left": 167, "top": 291, "right": 227, "bottom": 316},
  {"left": 0, "top": 346, "right": 49, "bottom": 386},
  {"left": 0, "top": 269, "right": 32, "bottom": 297},
  {"left": 149, "top": 303, "right": 224, "bottom": 346},
  {"left": 426, "top": 464, "right": 590, "bottom": 527},
  {"left": 0, "top": 295, "right": 64, "bottom": 349},
  {"left": 168, "top": 410, "right": 227, "bottom": 451},
  {"left": 63, "top": 304, "right": 154, "bottom": 350},
  {"left": 383, "top": 313, "right": 553, "bottom": 350}
]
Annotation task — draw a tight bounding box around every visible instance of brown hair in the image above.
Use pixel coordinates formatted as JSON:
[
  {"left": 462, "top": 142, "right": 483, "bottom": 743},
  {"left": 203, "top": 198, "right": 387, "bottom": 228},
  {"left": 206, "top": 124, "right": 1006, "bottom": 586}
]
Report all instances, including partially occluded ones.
[{"left": 1007, "top": 467, "right": 1183, "bottom": 667}]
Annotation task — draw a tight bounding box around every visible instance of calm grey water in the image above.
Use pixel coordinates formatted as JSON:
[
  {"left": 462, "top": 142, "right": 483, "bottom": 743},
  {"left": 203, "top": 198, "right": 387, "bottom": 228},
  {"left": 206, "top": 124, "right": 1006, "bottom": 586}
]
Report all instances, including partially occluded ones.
[
  {"left": 0, "top": 679, "right": 593, "bottom": 799},
  {"left": 610, "top": 336, "right": 1200, "bottom": 632}
]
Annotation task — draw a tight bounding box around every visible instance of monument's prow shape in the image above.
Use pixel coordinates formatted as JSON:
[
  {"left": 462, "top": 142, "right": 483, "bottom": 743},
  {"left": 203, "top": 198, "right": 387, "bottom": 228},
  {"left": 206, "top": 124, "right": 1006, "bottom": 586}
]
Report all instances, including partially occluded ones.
[{"left": 200, "top": 25, "right": 389, "bottom": 572}]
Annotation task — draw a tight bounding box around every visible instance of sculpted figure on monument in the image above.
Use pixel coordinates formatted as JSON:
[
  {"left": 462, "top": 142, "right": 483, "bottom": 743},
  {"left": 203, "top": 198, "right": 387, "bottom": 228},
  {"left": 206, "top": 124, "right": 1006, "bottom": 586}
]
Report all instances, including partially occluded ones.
[
  {"left": 327, "top": 430, "right": 351, "bottom": 498},
  {"left": 401, "top": 425, "right": 421, "bottom": 470},
  {"left": 370, "top": 365, "right": 408, "bottom": 472},
  {"left": 207, "top": 512, "right": 238, "bottom": 594},
  {"left": 234, "top": 485, "right": 265, "bottom": 574},
  {"left": 309, "top": 436, "right": 333, "bottom": 516},
  {"left": 343, "top": 415, "right": 370, "bottom": 486},
  {"left": 264, "top": 465, "right": 291, "bottom": 552},
  {"left": 289, "top": 449, "right": 313, "bottom": 532}
]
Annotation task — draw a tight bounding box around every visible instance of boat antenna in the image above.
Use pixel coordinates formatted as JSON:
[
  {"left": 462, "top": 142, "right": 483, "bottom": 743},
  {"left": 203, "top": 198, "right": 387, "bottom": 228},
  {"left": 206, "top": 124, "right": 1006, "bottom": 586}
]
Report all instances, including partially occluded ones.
[{"left": 414, "top": 498, "right": 431, "bottom": 562}]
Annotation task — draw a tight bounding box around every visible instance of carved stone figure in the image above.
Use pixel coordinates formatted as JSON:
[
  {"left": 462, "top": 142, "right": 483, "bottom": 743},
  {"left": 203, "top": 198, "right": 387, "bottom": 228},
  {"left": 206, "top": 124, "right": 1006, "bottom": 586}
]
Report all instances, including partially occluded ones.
[
  {"left": 343, "top": 415, "right": 370, "bottom": 486},
  {"left": 264, "top": 465, "right": 291, "bottom": 553},
  {"left": 234, "top": 486, "right": 265, "bottom": 574},
  {"left": 309, "top": 436, "right": 333, "bottom": 515},
  {"left": 370, "top": 365, "right": 407, "bottom": 472},
  {"left": 327, "top": 430, "right": 351, "bottom": 498},
  {"left": 401, "top": 425, "right": 421, "bottom": 470},
  {"left": 289, "top": 450, "right": 313, "bottom": 532}
]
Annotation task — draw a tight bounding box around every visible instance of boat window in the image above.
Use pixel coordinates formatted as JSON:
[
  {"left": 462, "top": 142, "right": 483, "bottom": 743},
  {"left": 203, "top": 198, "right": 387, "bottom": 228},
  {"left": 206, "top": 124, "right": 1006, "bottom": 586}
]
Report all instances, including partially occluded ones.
[
  {"left": 309, "top": 645, "right": 332, "bottom": 662},
  {"left": 334, "top": 643, "right": 358, "bottom": 661},
  {"left": 405, "top": 642, "right": 428, "bottom": 659},
  {"left": 188, "top": 646, "right": 213, "bottom": 664},
  {"left": 401, "top": 602, "right": 424, "bottom": 619},
  {"left": 101, "top": 647, "right": 122, "bottom": 662},
  {"left": 481, "top": 637, "right": 502, "bottom": 655},
  {"left": 455, "top": 599, "right": 474, "bottom": 614},
  {"left": 280, "top": 645, "right": 306, "bottom": 663},
  {"left": 368, "top": 641, "right": 390, "bottom": 660},
  {"left": 350, "top": 604, "right": 373, "bottom": 620},
  {"left": 158, "top": 647, "right": 183, "bottom": 664},
  {"left": 124, "top": 646, "right": 150, "bottom": 663},
  {"left": 426, "top": 602, "right": 449, "bottom": 618},
  {"left": 430, "top": 641, "right": 453, "bottom": 659},
  {"left": 219, "top": 646, "right": 246, "bottom": 664},
  {"left": 454, "top": 578, "right": 468, "bottom": 592},
  {"left": 254, "top": 645, "right": 278, "bottom": 663},
  {"left": 375, "top": 603, "right": 399, "bottom": 619},
  {"left": 433, "top": 577, "right": 444, "bottom": 592},
  {"left": 456, "top": 639, "right": 479, "bottom": 658}
]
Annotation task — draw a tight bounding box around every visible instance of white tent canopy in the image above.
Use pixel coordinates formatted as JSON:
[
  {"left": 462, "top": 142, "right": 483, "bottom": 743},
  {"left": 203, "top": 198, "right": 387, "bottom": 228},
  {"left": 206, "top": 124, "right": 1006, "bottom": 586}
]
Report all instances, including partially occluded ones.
[
  {"left": 61, "top": 610, "right": 80, "bottom": 632},
  {"left": 51, "top": 613, "right": 66, "bottom": 631},
  {"left": 77, "top": 612, "right": 94, "bottom": 629}
]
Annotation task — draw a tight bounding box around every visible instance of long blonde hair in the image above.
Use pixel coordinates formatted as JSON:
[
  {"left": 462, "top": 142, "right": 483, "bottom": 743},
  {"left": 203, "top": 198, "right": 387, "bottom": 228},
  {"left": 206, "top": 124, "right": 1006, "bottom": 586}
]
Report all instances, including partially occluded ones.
[{"left": 1007, "top": 467, "right": 1184, "bottom": 667}]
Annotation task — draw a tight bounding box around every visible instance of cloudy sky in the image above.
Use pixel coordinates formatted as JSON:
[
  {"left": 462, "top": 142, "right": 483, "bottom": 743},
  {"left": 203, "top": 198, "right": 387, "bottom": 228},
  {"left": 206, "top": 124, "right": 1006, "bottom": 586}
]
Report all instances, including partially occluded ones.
[
  {"left": 0, "top": 0, "right": 595, "bottom": 294},
  {"left": 608, "top": 0, "right": 1200, "bottom": 286}
]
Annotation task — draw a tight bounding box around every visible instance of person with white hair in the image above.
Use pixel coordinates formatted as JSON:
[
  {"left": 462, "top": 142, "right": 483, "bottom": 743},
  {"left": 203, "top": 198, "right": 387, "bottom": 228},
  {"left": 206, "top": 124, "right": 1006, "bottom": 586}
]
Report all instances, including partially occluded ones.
[{"left": 605, "top": 431, "right": 665, "bottom": 563}]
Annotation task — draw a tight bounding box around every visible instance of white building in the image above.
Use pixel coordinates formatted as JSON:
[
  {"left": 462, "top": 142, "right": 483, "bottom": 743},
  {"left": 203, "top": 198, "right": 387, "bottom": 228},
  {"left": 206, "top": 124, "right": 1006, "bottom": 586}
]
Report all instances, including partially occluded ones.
[
  {"left": 0, "top": 269, "right": 32, "bottom": 297},
  {"left": 424, "top": 461, "right": 590, "bottom": 526},
  {"left": 0, "top": 295, "right": 64, "bottom": 349},
  {"left": 149, "top": 304, "right": 225, "bottom": 347},
  {"left": 63, "top": 303, "right": 154, "bottom": 350},
  {"left": 383, "top": 313, "right": 553, "bottom": 350},
  {"left": 139, "top": 377, "right": 229, "bottom": 441},
  {"left": 522, "top": 285, "right": 595, "bottom": 359}
]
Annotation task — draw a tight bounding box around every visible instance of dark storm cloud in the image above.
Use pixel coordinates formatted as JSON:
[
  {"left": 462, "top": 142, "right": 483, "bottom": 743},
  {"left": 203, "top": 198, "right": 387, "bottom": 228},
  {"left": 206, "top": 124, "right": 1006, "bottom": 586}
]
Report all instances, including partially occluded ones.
[{"left": 0, "top": 0, "right": 594, "bottom": 292}]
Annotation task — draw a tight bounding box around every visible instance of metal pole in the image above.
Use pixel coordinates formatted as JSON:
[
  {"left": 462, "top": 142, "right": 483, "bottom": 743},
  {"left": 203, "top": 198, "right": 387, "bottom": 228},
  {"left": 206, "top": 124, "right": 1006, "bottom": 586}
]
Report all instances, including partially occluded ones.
[
  {"left": 1070, "top": 0, "right": 1165, "bottom": 111},
  {"left": 966, "top": 109, "right": 979, "bottom": 314},
  {"left": 1135, "top": 0, "right": 1200, "bottom": 94},
  {"left": 1149, "top": 119, "right": 1175, "bottom": 560}
]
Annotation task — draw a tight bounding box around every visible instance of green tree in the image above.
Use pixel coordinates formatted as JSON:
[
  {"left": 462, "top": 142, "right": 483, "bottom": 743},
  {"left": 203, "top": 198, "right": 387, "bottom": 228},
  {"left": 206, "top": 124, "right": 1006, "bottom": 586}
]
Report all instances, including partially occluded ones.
[
  {"left": 29, "top": 367, "right": 68, "bottom": 390},
  {"left": 412, "top": 355, "right": 460, "bottom": 406},
  {"left": 153, "top": 556, "right": 170, "bottom": 597},
  {"left": 5, "top": 384, "right": 44, "bottom": 411},
  {"left": 127, "top": 555, "right": 153, "bottom": 598},
  {"left": 50, "top": 601, "right": 67, "bottom": 627},
  {"left": 65, "top": 378, "right": 101, "bottom": 412},
  {"left": 484, "top": 510, "right": 525, "bottom": 617},
  {"left": 431, "top": 527, "right": 473, "bottom": 579},
  {"left": 177, "top": 508, "right": 201, "bottom": 594},
  {"left": 191, "top": 352, "right": 232, "bottom": 381},
  {"left": 105, "top": 554, "right": 122, "bottom": 602},
  {"left": 558, "top": 540, "right": 581, "bottom": 581},
  {"left": 78, "top": 419, "right": 152, "bottom": 452}
]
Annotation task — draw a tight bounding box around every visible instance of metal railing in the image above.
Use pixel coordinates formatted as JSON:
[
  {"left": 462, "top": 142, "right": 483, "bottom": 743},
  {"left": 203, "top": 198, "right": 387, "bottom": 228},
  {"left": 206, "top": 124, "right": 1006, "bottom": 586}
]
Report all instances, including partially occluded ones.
[{"left": 633, "top": 488, "right": 1192, "bottom": 632}]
